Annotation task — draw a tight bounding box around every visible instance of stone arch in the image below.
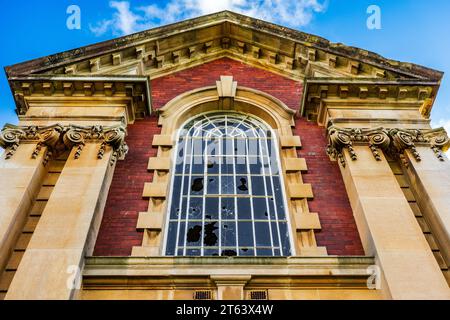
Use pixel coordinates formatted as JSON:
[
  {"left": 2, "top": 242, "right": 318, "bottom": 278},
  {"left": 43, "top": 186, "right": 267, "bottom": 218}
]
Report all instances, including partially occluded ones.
[{"left": 132, "top": 76, "right": 327, "bottom": 257}]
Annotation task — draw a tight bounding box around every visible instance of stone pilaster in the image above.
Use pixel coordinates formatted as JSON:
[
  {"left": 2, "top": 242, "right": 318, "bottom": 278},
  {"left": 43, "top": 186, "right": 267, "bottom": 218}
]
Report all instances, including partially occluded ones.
[
  {"left": 401, "top": 130, "right": 450, "bottom": 266},
  {"left": 3, "top": 124, "right": 127, "bottom": 300},
  {"left": 327, "top": 124, "right": 450, "bottom": 299},
  {"left": 0, "top": 125, "right": 65, "bottom": 274}
]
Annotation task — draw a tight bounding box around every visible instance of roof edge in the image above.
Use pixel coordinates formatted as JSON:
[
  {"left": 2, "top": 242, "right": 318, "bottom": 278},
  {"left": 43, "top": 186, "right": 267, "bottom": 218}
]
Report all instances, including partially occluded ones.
[{"left": 4, "top": 10, "right": 444, "bottom": 81}]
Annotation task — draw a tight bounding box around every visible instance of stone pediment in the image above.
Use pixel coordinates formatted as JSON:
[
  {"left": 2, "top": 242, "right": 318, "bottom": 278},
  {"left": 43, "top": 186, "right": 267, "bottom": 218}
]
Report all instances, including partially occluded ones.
[
  {"left": 5, "top": 11, "right": 442, "bottom": 82},
  {"left": 4, "top": 11, "right": 443, "bottom": 121}
]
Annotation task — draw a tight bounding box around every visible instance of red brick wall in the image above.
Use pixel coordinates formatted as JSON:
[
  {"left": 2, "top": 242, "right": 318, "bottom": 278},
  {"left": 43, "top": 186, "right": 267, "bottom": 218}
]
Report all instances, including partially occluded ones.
[
  {"left": 93, "top": 118, "right": 159, "bottom": 256},
  {"left": 94, "top": 57, "right": 364, "bottom": 256},
  {"left": 151, "top": 57, "right": 301, "bottom": 110},
  {"left": 295, "top": 119, "right": 364, "bottom": 255}
]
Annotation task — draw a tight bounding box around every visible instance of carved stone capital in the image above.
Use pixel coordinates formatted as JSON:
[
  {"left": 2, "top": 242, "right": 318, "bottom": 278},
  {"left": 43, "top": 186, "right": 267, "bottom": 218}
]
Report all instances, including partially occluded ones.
[
  {"left": 1, "top": 123, "right": 128, "bottom": 166},
  {"left": 0, "top": 125, "right": 25, "bottom": 159},
  {"left": 63, "top": 125, "right": 128, "bottom": 165},
  {"left": 0, "top": 124, "right": 64, "bottom": 163},
  {"left": 327, "top": 125, "right": 390, "bottom": 167},
  {"left": 326, "top": 126, "right": 357, "bottom": 167},
  {"left": 422, "top": 128, "right": 450, "bottom": 162},
  {"left": 326, "top": 123, "right": 449, "bottom": 167},
  {"left": 386, "top": 129, "right": 422, "bottom": 162}
]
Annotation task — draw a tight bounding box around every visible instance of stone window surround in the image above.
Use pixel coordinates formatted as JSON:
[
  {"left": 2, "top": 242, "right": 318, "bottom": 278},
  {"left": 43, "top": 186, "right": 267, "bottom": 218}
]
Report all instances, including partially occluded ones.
[{"left": 132, "top": 76, "right": 327, "bottom": 257}]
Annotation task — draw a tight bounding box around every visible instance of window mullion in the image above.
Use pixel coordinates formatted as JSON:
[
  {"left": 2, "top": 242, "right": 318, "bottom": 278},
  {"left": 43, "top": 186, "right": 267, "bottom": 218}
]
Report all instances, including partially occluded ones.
[
  {"left": 265, "top": 132, "right": 284, "bottom": 256},
  {"left": 256, "top": 129, "right": 275, "bottom": 256}
]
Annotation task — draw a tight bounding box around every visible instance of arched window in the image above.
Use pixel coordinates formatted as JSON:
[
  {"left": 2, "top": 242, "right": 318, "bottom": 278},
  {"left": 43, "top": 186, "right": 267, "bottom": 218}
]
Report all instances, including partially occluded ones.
[{"left": 163, "top": 112, "right": 293, "bottom": 256}]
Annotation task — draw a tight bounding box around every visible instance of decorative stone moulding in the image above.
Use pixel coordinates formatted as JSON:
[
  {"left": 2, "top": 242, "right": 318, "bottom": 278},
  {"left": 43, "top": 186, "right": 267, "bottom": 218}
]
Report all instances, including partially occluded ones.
[
  {"left": 301, "top": 78, "right": 440, "bottom": 125},
  {"left": 0, "top": 123, "right": 128, "bottom": 166},
  {"left": 7, "top": 76, "right": 152, "bottom": 122},
  {"left": 134, "top": 76, "right": 327, "bottom": 257},
  {"left": 326, "top": 122, "right": 449, "bottom": 167}
]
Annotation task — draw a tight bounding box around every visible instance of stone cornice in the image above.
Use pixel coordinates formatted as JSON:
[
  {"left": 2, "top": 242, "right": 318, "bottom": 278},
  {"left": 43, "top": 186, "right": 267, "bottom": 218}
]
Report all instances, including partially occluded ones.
[
  {"left": 301, "top": 78, "right": 439, "bottom": 123},
  {"left": 6, "top": 11, "right": 441, "bottom": 82},
  {"left": 326, "top": 123, "right": 449, "bottom": 167},
  {"left": 0, "top": 123, "right": 128, "bottom": 165},
  {"left": 8, "top": 75, "right": 152, "bottom": 118}
]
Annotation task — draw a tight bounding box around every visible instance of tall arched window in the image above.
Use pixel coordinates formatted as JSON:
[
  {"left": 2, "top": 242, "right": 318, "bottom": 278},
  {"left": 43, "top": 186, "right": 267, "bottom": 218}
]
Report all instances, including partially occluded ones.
[{"left": 163, "top": 112, "right": 293, "bottom": 257}]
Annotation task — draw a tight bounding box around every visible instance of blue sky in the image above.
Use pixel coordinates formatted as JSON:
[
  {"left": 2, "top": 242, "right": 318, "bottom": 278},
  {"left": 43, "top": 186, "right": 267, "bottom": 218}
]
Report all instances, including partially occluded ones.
[{"left": 1, "top": 0, "right": 449, "bottom": 133}]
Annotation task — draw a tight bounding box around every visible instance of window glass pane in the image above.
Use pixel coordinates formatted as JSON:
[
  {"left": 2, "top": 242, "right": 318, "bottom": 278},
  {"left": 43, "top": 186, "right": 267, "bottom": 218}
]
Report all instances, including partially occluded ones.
[
  {"left": 179, "top": 197, "right": 187, "bottom": 219},
  {"left": 237, "top": 198, "right": 251, "bottom": 219},
  {"left": 247, "top": 139, "right": 260, "bottom": 156},
  {"left": 206, "top": 139, "right": 219, "bottom": 156},
  {"left": 186, "top": 248, "right": 201, "bottom": 256},
  {"left": 256, "top": 248, "right": 273, "bottom": 256},
  {"left": 248, "top": 156, "right": 262, "bottom": 174},
  {"left": 221, "top": 221, "right": 236, "bottom": 247},
  {"left": 191, "top": 156, "right": 204, "bottom": 174},
  {"left": 234, "top": 138, "right": 246, "bottom": 156},
  {"left": 251, "top": 176, "right": 265, "bottom": 196},
  {"left": 221, "top": 176, "right": 235, "bottom": 194},
  {"left": 235, "top": 156, "right": 247, "bottom": 174},
  {"left": 252, "top": 198, "right": 268, "bottom": 220},
  {"left": 190, "top": 177, "right": 204, "bottom": 195},
  {"left": 222, "top": 138, "right": 234, "bottom": 155},
  {"left": 177, "top": 223, "right": 186, "bottom": 247},
  {"left": 255, "top": 222, "right": 272, "bottom": 247},
  {"left": 221, "top": 249, "right": 237, "bottom": 257},
  {"left": 206, "top": 176, "right": 219, "bottom": 194},
  {"left": 221, "top": 198, "right": 235, "bottom": 220},
  {"left": 279, "top": 223, "right": 291, "bottom": 256},
  {"left": 236, "top": 176, "right": 249, "bottom": 194},
  {"left": 192, "top": 139, "right": 205, "bottom": 155},
  {"left": 206, "top": 156, "right": 219, "bottom": 174},
  {"left": 188, "top": 197, "right": 203, "bottom": 220},
  {"left": 221, "top": 157, "right": 234, "bottom": 175},
  {"left": 205, "top": 198, "right": 219, "bottom": 220},
  {"left": 186, "top": 222, "right": 202, "bottom": 246},
  {"left": 238, "top": 221, "right": 254, "bottom": 247},
  {"left": 165, "top": 222, "right": 178, "bottom": 256},
  {"left": 203, "top": 221, "right": 219, "bottom": 247},
  {"left": 239, "top": 248, "right": 254, "bottom": 256},
  {"left": 204, "top": 248, "right": 219, "bottom": 256}
]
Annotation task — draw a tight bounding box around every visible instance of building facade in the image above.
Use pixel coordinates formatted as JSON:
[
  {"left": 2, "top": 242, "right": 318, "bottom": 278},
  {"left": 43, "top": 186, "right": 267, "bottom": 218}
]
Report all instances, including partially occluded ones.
[{"left": 0, "top": 11, "right": 449, "bottom": 300}]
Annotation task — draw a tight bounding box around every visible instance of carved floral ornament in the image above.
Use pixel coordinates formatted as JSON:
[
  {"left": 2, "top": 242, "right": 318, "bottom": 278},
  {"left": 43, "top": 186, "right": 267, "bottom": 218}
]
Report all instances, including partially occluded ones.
[
  {"left": 0, "top": 124, "right": 128, "bottom": 166},
  {"left": 326, "top": 124, "right": 449, "bottom": 167}
]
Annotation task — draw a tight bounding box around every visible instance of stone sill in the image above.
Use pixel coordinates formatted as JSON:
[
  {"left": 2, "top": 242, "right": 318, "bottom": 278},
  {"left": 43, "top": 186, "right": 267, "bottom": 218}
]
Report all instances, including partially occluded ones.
[{"left": 83, "top": 256, "right": 375, "bottom": 288}]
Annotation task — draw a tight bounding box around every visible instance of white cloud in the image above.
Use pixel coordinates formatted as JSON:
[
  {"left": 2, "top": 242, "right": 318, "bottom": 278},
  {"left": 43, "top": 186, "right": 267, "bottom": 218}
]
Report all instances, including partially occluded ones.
[{"left": 89, "top": 0, "right": 327, "bottom": 36}]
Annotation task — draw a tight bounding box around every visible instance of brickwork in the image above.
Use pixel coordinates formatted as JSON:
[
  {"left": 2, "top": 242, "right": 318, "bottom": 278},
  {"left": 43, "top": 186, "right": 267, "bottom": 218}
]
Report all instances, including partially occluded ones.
[
  {"left": 94, "top": 57, "right": 364, "bottom": 256},
  {"left": 295, "top": 118, "right": 365, "bottom": 255}
]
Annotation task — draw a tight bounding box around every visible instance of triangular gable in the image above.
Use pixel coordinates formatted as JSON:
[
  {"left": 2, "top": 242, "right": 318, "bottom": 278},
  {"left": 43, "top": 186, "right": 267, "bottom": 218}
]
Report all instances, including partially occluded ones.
[{"left": 5, "top": 11, "right": 443, "bottom": 82}]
